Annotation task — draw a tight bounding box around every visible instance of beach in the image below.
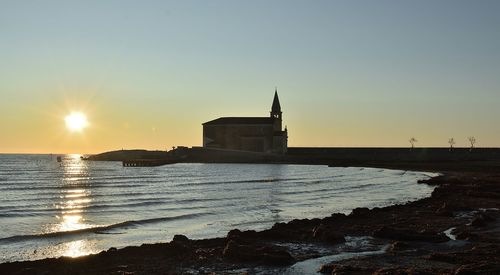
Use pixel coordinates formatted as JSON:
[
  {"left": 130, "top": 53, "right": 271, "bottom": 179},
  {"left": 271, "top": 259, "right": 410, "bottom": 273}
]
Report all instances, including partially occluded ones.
[{"left": 1, "top": 160, "right": 499, "bottom": 274}]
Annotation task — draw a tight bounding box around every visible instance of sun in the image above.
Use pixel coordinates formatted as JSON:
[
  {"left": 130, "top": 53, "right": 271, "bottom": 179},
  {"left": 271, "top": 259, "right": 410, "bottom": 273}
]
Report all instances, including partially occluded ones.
[{"left": 65, "top": 112, "right": 88, "bottom": 132}]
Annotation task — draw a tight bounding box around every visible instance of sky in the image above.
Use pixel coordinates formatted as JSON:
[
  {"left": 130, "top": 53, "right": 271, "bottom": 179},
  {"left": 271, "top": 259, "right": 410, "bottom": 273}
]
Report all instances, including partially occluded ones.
[{"left": 1, "top": 0, "right": 499, "bottom": 154}]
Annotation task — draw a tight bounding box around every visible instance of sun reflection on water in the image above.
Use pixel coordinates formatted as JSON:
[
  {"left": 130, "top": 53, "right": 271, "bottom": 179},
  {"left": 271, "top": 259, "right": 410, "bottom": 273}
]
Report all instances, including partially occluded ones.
[
  {"left": 55, "top": 187, "right": 91, "bottom": 232},
  {"left": 53, "top": 155, "right": 98, "bottom": 257},
  {"left": 62, "top": 240, "right": 95, "bottom": 258}
]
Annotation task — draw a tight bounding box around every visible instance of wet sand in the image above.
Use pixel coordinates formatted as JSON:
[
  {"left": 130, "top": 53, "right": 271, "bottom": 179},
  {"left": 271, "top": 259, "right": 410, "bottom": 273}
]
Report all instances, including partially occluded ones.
[{"left": 1, "top": 161, "right": 500, "bottom": 274}]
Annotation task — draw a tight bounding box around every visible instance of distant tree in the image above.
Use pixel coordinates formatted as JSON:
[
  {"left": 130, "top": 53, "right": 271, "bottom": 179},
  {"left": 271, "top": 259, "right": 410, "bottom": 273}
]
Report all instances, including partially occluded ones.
[
  {"left": 409, "top": 137, "right": 417, "bottom": 149},
  {"left": 468, "top": 136, "right": 476, "bottom": 151},
  {"left": 448, "top": 138, "right": 455, "bottom": 151}
]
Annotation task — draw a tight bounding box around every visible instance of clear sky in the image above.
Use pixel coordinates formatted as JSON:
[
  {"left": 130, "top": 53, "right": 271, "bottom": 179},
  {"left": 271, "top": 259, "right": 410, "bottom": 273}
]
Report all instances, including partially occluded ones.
[{"left": 1, "top": 0, "right": 499, "bottom": 154}]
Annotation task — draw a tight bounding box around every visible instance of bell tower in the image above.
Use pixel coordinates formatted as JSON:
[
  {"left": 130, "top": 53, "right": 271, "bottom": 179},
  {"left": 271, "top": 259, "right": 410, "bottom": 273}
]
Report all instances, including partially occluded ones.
[{"left": 270, "top": 88, "right": 282, "bottom": 131}]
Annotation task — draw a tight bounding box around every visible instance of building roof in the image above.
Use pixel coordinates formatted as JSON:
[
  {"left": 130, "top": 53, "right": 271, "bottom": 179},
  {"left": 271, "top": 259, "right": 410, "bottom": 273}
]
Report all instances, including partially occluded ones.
[
  {"left": 271, "top": 90, "right": 281, "bottom": 113},
  {"left": 203, "top": 117, "right": 275, "bottom": 125}
]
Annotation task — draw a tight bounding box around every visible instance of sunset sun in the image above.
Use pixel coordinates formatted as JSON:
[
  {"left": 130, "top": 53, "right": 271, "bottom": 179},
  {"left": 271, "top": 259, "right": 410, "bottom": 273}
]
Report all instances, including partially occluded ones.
[{"left": 64, "top": 112, "right": 88, "bottom": 132}]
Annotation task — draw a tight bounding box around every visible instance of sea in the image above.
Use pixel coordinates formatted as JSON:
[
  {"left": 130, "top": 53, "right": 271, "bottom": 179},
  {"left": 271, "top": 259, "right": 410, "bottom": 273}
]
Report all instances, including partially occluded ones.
[{"left": 0, "top": 154, "right": 437, "bottom": 263}]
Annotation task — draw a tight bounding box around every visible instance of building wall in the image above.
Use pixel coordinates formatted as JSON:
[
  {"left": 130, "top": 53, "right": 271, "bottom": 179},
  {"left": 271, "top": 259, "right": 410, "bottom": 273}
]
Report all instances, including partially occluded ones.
[
  {"left": 273, "top": 133, "right": 288, "bottom": 154},
  {"left": 203, "top": 124, "right": 275, "bottom": 152}
]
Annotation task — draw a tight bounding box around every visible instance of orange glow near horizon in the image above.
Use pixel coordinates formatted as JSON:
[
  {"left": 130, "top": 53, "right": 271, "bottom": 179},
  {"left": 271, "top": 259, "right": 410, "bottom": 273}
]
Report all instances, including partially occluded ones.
[{"left": 0, "top": 87, "right": 499, "bottom": 154}]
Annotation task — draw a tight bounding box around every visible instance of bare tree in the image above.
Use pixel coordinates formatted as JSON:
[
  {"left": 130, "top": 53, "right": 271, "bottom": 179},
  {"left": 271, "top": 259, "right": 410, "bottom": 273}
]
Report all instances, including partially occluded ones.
[
  {"left": 468, "top": 136, "right": 476, "bottom": 151},
  {"left": 409, "top": 137, "right": 417, "bottom": 149},
  {"left": 448, "top": 138, "right": 455, "bottom": 151}
]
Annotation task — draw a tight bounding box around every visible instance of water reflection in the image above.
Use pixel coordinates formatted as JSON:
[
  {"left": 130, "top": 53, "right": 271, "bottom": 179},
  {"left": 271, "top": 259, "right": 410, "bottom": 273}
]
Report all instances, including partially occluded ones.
[
  {"left": 55, "top": 154, "right": 96, "bottom": 257},
  {"left": 61, "top": 240, "right": 96, "bottom": 258},
  {"left": 265, "top": 165, "right": 284, "bottom": 224}
]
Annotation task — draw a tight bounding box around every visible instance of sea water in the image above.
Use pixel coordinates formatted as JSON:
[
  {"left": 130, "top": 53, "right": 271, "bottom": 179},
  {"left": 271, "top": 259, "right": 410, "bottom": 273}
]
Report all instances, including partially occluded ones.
[{"left": 0, "top": 154, "right": 437, "bottom": 263}]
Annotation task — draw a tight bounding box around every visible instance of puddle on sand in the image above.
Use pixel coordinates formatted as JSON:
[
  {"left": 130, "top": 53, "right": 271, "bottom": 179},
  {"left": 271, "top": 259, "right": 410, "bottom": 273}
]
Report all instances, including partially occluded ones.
[
  {"left": 228, "top": 236, "right": 388, "bottom": 275},
  {"left": 285, "top": 245, "right": 389, "bottom": 275},
  {"left": 441, "top": 227, "right": 468, "bottom": 248},
  {"left": 454, "top": 208, "right": 499, "bottom": 226},
  {"left": 443, "top": 227, "right": 457, "bottom": 241}
]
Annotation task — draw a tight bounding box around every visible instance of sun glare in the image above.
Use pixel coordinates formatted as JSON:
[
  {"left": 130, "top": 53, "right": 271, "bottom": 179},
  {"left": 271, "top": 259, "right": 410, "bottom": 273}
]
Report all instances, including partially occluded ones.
[{"left": 65, "top": 112, "right": 88, "bottom": 132}]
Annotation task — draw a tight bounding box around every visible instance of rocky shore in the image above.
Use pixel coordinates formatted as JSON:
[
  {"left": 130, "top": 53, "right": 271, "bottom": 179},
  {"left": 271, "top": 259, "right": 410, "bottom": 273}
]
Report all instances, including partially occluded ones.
[{"left": 1, "top": 162, "right": 500, "bottom": 274}]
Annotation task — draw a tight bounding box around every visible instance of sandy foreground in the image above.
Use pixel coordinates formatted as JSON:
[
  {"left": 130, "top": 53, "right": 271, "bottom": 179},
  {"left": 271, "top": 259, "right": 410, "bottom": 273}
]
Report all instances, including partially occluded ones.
[{"left": 1, "top": 161, "right": 500, "bottom": 274}]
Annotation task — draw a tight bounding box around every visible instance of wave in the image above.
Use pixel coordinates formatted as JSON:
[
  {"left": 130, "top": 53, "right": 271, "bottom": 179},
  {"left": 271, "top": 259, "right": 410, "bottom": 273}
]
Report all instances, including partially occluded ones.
[
  {"left": 0, "top": 212, "right": 212, "bottom": 243},
  {"left": 0, "top": 195, "right": 252, "bottom": 217},
  {"left": 0, "top": 183, "right": 147, "bottom": 192},
  {"left": 0, "top": 200, "right": 164, "bottom": 214},
  {"left": 171, "top": 177, "right": 309, "bottom": 188}
]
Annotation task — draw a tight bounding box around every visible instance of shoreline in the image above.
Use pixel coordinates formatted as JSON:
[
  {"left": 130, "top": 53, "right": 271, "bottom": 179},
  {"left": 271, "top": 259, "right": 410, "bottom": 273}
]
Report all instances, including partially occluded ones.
[{"left": 1, "top": 162, "right": 499, "bottom": 274}]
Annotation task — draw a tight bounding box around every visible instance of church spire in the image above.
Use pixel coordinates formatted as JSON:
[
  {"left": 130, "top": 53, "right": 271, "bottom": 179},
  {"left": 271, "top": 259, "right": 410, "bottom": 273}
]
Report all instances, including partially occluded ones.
[
  {"left": 270, "top": 88, "right": 283, "bottom": 137},
  {"left": 271, "top": 88, "right": 281, "bottom": 113}
]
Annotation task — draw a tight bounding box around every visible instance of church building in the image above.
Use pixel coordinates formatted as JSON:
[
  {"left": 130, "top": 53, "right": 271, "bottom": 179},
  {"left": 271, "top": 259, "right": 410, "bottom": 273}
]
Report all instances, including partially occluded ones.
[{"left": 202, "top": 90, "right": 288, "bottom": 154}]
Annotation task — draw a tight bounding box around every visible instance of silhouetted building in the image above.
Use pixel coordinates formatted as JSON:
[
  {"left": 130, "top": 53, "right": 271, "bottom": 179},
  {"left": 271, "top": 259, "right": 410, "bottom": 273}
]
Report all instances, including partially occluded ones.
[{"left": 202, "top": 90, "right": 288, "bottom": 154}]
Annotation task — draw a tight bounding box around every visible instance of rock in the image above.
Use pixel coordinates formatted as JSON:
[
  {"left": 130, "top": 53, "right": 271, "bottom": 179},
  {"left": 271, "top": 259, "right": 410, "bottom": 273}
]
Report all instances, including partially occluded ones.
[
  {"left": 454, "top": 265, "right": 476, "bottom": 275},
  {"left": 428, "top": 252, "right": 458, "bottom": 264},
  {"left": 226, "top": 229, "right": 261, "bottom": 243},
  {"left": 467, "top": 191, "right": 500, "bottom": 199},
  {"left": 471, "top": 213, "right": 495, "bottom": 227},
  {"left": 373, "top": 226, "right": 449, "bottom": 243},
  {"left": 351, "top": 207, "right": 370, "bottom": 216},
  {"left": 436, "top": 202, "right": 453, "bottom": 216},
  {"left": 317, "top": 263, "right": 335, "bottom": 274},
  {"left": 329, "top": 213, "right": 347, "bottom": 219},
  {"left": 265, "top": 225, "right": 299, "bottom": 240},
  {"left": 318, "top": 264, "right": 374, "bottom": 274},
  {"left": 172, "top": 234, "right": 190, "bottom": 243},
  {"left": 287, "top": 218, "right": 318, "bottom": 229},
  {"left": 312, "top": 224, "right": 346, "bottom": 244},
  {"left": 471, "top": 216, "right": 486, "bottom": 227},
  {"left": 455, "top": 263, "right": 500, "bottom": 275},
  {"left": 455, "top": 230, "right": 476, "bottom": 240},
  {"left": 222, "top": 240, "right": 294, "bottom": 265},
  {"left": 226, "top": 229, "right": 244, "bottom": 242},
  {"left": 170, "top": 235, "right": 191, "bottom": 256},
  {"left": 388, "top": 241, "right": 411, "bottom": 252},
  {"left": 471, "top": 244, "right": 500, "bottom": 253},
  {"left": 222, "top": 240, "right": 238, "bottom": 258},
  {"left": 418, "top": 176, "right": 448, "bottom": 186},
  {"left": 431, "top": 185, "right": 450, "bottom": 198},
  {"left": 373, "top": 267, "right": 442, "bottom": 274},
  {"left": 271, "top": 222, "right": 287, "bottom": 230},
  {"left": 227, "top": 229, "right": 242, "bottom": 239},
  {"left": 257, "top": 245, "right": 295, "bottom": 266},
  {"left": 322, "top": 213, "right": 347, "bottom": 223},
  {"left": 195, "top": 248, "right": 217, "bottom": 261}
]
